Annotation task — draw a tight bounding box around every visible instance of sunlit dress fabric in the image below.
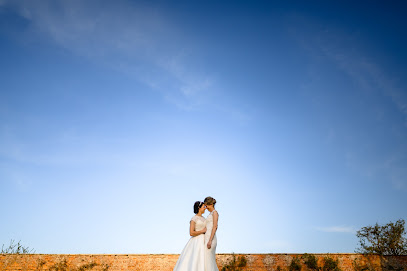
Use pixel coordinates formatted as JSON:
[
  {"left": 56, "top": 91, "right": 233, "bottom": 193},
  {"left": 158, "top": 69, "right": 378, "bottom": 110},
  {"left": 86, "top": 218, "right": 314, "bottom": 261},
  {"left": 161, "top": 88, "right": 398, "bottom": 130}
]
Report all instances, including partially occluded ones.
[
  {"left": 204, "top": 211, "right": 219, "bottom": 271},
  {"left": 173, "top": 215, "right": 206, "bottom": 271}
]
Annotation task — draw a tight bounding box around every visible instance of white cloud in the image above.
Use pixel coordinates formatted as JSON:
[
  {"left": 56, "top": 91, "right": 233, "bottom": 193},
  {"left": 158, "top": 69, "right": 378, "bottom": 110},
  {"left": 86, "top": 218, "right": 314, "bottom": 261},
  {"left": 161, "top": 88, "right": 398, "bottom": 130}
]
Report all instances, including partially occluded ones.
[{"left": 316, "top": 226, "right": 356, "bottom": 233}]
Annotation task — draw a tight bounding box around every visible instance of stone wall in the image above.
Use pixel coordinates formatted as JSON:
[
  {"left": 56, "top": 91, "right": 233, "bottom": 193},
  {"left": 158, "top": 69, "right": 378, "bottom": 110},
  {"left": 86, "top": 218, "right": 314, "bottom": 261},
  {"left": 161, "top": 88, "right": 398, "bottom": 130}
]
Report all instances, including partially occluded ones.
[{"left": 1, "top": 253, "right": 406, "bottom": 271}]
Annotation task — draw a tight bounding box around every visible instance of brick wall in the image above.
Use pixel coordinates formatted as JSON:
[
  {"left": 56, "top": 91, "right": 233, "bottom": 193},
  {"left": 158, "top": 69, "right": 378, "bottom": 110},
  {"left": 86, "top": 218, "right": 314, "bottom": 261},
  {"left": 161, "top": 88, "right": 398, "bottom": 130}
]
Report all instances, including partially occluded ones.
[{"left": 1, "top": 253, "right": 406, "bottom": 271}]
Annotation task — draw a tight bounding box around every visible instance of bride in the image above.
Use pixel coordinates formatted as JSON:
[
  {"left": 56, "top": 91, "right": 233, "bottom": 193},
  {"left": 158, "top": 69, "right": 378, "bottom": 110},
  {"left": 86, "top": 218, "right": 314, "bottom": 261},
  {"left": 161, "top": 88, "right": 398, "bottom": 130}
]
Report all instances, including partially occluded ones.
[
  {"left": 204, "top": 196, "right": 219, "bottom": 271},
  {"left": 173, "top": 201, "right": 207, "bottom": 271}
]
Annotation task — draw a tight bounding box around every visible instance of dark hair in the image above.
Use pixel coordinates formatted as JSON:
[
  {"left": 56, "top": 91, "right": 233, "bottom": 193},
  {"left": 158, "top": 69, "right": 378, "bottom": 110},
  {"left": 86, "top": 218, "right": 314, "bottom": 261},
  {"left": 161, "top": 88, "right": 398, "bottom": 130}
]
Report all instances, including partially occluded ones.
[
  {"left": 204, "top": 196, "right": 216, "bottom": 206},
  {"left": 194, "top": 201, "right": 204, "bottom": 214}
]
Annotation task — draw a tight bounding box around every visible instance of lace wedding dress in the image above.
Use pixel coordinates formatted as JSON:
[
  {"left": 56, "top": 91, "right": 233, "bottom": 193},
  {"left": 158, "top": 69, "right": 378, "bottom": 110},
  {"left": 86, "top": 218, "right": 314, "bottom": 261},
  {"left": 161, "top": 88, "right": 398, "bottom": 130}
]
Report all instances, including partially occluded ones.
[
  {"left": 204, "top": 211, "right": 219, "bottom": 271},
  {"left": 173, "top": 215, "right": 206, "bottom": 271}
]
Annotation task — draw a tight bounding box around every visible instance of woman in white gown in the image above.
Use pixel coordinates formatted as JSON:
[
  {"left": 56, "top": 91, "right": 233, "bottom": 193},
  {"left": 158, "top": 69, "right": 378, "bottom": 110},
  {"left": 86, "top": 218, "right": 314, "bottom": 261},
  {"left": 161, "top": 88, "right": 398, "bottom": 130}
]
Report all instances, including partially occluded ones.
[
  {"left": 173, "top": 201, "right": 207, "bottom": 271},
  {"left": 204, "top": 196, "right": 219, "bottom": 271}
]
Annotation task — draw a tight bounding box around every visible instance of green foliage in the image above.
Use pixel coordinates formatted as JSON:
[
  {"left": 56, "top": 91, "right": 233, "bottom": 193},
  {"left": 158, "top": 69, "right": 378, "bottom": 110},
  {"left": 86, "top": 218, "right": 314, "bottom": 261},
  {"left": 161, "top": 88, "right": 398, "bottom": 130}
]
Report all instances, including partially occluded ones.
[
  {"left": 352, "top": 257, "right": 405, "bottom": 271},
  {"left": 322, "top": 256, "right": 340, "bottom": 271},
  {"left": 302, "top": 254, "right": 319, "bottom": 271},
  {"left": 352, "top": 259, "right": 370, "bottom": 271},
  {"left": 37, "top": 259, "right": 47, "bottom": 270},
  {"left": 382, "top": 264, "right": 404, "bottom": 271},
  {"left": 289, "top": 257, "right": 302, "bottom": 271},
  {"left": 352, "top": 258, "right": 376, "bottom": 271},
  {"left": 77, "top": 262, "right": 98, "bottom": 271},
  {"left": 49, "top": 260, "right": 68, "bottom": 271},
  {"left": 356, "top": 219, "right": 407, "bottom": 255},
  {"left": 1, "top": 239, "right": 35, "bottom": 254},
  {"left": 47, "top": 260, "right": 107, "bottom": 271},
  {"left": 221, "top": 253, "right": 247, "bottom": 271}
]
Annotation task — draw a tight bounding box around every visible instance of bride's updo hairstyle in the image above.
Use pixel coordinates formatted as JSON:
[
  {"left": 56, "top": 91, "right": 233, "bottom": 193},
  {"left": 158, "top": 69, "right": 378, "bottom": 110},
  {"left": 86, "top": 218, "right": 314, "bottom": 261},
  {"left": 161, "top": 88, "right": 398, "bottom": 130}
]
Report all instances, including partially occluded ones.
[
  {"left": 204, "top": 196, "right": 216, "bottom": 206},
  {"left": 194, "top": 201, "right": 204, "bottom": 214}
]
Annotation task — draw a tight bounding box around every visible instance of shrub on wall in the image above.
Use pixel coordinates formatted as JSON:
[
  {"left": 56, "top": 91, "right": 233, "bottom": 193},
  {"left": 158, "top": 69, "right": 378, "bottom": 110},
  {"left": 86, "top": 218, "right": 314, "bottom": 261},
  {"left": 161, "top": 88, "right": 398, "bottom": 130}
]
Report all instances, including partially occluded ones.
[
  {"left": 49, "top": 259, "right": 68, "bottom": 271},
  {"left": 352, "top": 258, "right": 377, "bottom": 271},
  {"left": 322, "top": 256, "right": 340, "bottom": 271},
  {"left": 221, "top": 253, "right": 247, "bottom": 271},
  {"left": 289, "top": 257, "right": 302, "bottom": 271},
  {"left": 302, "top": 254, "right": 319, "bottom": 271},
  {"left": 1, "top": 240, "right": 35, "bottom": 254}
]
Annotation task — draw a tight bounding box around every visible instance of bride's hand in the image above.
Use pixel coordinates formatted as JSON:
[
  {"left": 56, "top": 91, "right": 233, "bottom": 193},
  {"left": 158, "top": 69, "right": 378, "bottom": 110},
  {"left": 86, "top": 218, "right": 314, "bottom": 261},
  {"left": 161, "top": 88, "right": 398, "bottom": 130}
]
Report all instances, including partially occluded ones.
[
  {"left": 207, "top": 240, "right": 212, "bottom": 249},
  {"left": 201, "top": 227, "right": 207, "bottom": 234}
]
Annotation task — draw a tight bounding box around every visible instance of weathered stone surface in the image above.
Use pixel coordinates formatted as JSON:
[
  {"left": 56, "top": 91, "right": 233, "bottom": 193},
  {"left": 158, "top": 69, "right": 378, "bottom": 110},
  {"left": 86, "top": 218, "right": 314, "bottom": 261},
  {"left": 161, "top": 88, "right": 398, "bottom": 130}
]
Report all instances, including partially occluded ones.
[{"left": 1, "top": 253, "right": 406, "bottom": 271}]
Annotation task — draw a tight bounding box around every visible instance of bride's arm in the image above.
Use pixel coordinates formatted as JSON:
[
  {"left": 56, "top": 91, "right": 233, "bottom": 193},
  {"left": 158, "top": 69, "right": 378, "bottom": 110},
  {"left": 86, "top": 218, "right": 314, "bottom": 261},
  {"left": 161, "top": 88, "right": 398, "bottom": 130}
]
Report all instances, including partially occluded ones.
[
  {"left": 207, "top": 211, "right": 219, "bottom": 248},
  {"left": 190, "top": 221, "right": 206, "bottom": 237}
]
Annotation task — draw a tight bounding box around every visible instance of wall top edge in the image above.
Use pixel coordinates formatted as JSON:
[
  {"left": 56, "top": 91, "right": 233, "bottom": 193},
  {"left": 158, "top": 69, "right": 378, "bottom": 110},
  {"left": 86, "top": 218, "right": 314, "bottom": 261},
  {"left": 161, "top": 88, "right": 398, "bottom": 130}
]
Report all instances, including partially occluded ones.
[{"left": 2, "top": 253, "right": 406, "bottom": 256}]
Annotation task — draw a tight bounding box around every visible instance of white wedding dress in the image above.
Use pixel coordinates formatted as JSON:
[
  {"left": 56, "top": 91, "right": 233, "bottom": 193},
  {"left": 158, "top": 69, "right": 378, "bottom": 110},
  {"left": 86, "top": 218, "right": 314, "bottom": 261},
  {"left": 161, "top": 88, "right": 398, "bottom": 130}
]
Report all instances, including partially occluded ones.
[
  {"left": 204, "top": 211, "right": 219, "bottom": 271},
  {"left": 173, "top": 215, "right": 206, "bottom": 271}
]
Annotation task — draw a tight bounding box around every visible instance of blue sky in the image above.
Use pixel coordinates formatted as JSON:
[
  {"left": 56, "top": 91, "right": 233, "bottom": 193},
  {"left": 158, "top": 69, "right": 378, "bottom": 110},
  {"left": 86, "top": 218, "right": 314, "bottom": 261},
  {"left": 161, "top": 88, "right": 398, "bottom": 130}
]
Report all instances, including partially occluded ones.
[{"left": 0, "top": 0, "right": 406, "bottom": 254}]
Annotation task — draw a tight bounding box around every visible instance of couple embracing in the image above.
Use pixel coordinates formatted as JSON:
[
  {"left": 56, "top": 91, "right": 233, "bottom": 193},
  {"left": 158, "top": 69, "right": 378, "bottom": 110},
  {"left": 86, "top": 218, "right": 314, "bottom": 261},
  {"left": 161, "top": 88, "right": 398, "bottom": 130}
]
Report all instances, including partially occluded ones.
[{"left": 173, "top": 196, "right": 219, "bottom": 271}]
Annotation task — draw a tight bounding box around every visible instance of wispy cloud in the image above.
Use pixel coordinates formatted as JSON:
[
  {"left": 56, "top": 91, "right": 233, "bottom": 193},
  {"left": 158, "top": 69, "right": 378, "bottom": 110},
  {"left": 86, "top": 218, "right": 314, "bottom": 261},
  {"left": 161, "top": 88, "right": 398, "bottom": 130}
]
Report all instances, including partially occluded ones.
[
  {"left": 1, "top": 0, "right": 214, "bottom": 110},
  {"left": 290, "top": 17, "right": 407, "bottom": 191},
  {"left": 316, "top": 226, "right": 356, "bottom": 233},
  {"left": 290, "top": 15, "right": 407, "bottom": 125},
  {"left": 318, "top": 42, "right": 407, "bottom": 126},
  {"left": 320, "top": 42, "right": 407, "bottom": 191}
]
